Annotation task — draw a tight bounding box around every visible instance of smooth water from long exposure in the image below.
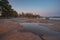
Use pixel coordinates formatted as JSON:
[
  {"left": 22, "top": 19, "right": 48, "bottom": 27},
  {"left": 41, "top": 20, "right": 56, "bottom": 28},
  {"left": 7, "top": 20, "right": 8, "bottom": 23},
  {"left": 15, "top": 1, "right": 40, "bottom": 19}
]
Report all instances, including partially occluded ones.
[{"left": 20, "top": 23, "right": 60, "bottom": 40}]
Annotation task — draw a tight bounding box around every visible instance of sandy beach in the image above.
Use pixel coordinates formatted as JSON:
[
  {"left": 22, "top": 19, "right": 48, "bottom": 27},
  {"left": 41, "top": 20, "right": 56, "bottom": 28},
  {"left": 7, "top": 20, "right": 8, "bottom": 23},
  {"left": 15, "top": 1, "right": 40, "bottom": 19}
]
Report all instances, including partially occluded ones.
[
  {"left": 39, "top": 19, "right": 60, "bottom": 32},
  {"left": 0, "top": 19, "right": 42, "bottom": 40},
  {"left": 0, "top": 18, "right": 60, "bottom": 40}
]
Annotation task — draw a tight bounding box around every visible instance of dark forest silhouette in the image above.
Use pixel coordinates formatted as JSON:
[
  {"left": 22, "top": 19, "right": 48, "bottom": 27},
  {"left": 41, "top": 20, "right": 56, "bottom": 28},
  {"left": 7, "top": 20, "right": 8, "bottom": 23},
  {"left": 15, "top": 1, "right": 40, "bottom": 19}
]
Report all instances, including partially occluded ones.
[
  {"left": 0, "top": 0, "right": 18, "bottom": 18},
  {"left": 19, "top": 12, "right": 40, "bottom": 18},
  {"left": 0, "top": 0, "right": 40, "bottom": 18}
]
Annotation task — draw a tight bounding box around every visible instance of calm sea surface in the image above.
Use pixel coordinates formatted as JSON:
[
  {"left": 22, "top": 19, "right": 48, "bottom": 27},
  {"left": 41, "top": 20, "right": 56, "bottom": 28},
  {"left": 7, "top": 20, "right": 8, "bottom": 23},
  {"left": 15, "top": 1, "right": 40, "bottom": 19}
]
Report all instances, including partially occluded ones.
[{"left": 50, "top": 18, "right": 60, "bottom": 20}]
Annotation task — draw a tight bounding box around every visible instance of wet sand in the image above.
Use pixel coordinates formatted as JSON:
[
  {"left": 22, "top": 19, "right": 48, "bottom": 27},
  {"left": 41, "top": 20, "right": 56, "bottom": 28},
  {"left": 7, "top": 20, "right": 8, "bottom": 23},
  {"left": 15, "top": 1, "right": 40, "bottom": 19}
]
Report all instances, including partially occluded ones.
[
  {"left": 20, "top": 23, "right": 60, "bottom": 40},
  {"left": 0, "top": 20, "right": 41, "bottom": 40},
  {"left": 39, "top": 20, "right": 60, "bottom": 32},
  {"left": 2, "top": 32, "right": 41, "bottom": 40},
  {"left": 0, "top": 18, "right": 60, "bottom": 40}
]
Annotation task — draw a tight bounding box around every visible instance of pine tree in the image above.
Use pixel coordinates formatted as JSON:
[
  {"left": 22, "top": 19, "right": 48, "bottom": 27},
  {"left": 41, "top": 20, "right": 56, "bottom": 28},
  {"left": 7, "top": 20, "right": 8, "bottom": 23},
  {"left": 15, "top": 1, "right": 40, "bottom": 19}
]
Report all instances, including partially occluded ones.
[
  {"left": 0, "top": 0, "right": 18, "bottom": 17},
  {"left": 0, "top": 0, "right": 10, "bottom": 17}
]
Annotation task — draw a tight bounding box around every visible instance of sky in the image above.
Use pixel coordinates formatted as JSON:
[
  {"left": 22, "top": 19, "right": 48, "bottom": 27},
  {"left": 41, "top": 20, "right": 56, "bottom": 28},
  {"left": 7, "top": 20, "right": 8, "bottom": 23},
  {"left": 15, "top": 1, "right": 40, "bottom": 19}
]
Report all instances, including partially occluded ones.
[{"left": 9, "top": 0, "right": 60, "bottom": 16}]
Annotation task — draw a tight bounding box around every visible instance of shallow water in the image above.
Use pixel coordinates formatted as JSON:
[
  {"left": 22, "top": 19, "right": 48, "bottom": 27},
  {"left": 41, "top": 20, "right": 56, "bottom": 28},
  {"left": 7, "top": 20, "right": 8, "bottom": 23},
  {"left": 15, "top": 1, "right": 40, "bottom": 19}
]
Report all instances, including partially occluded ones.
[
  {"left": 50, "top": 18, "right": 60, "bottom": 20},
  {"left": 20, "top": 23, "right": 60, "bottom": 40}
]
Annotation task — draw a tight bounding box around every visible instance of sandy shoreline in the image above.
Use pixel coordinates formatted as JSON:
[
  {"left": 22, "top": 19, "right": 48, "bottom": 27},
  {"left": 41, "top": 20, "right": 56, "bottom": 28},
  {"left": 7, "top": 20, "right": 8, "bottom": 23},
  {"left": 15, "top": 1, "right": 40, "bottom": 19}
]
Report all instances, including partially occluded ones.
[
  {"left": 0, "top": 18, "right": 60, "bottom": 32},
  {"left": 39, "top": 20, "right": 60, "bottom": 32},
  {"left": 0, "top": 18, "right": 60, "bottom": 40},
  {"left": 0, "top": 20, "right": 42, "bottom": 40}
]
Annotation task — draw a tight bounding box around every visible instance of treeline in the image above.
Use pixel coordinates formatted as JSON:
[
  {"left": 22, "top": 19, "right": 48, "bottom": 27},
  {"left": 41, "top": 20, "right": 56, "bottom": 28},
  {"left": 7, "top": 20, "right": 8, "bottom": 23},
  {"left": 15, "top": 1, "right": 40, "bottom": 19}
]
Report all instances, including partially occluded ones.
[
  {"left": 18, "top": 12, "right": 40, "bottom": 18},
  {"left": 0, "top": 0, "right": 18, "bottom": 18},
  {"left": 0, "top": 0, "right": 40, "bottom": 18}
]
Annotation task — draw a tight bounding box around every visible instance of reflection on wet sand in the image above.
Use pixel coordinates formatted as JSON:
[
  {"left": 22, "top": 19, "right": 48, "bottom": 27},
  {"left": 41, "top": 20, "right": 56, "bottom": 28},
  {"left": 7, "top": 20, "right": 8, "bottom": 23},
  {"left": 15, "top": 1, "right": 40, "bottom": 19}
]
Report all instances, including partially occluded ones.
[{"left": 20, "top": 23, "right": 60, "bottom": 40}]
